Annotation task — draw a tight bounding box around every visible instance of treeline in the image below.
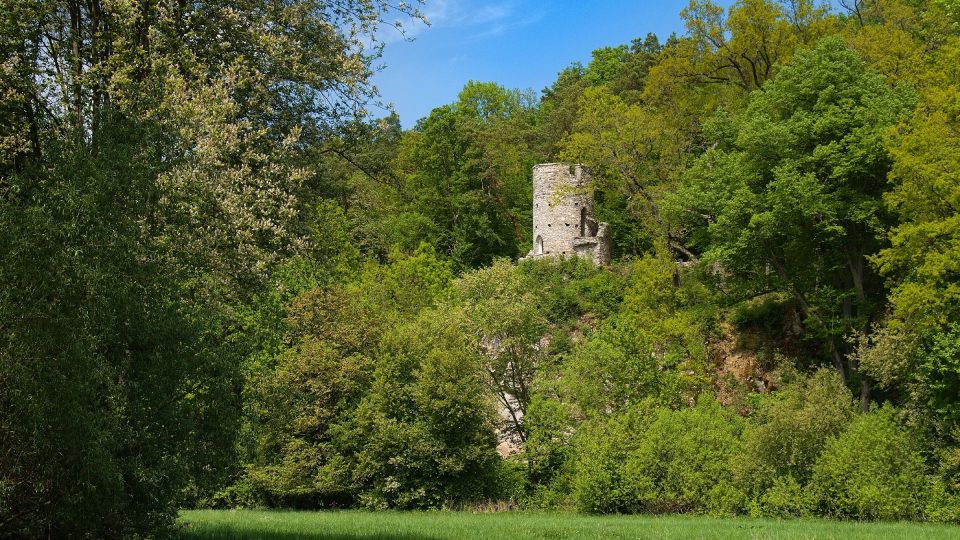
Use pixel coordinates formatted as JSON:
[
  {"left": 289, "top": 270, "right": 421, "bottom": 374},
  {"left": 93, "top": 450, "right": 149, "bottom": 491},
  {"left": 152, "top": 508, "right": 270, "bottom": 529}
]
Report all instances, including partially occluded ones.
[
  {"left": 232, "top": 252, "right": 958, "bottom": 521},
  {"left": 3, "top": 0, "right": 960, "bottom": 537}
]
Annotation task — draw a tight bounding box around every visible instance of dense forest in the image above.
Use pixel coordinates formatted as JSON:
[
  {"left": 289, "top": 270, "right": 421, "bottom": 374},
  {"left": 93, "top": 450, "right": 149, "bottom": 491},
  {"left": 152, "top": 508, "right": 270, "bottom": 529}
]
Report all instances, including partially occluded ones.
[{"left": 2, "top": 0, "right": 960, "bottom": 537}]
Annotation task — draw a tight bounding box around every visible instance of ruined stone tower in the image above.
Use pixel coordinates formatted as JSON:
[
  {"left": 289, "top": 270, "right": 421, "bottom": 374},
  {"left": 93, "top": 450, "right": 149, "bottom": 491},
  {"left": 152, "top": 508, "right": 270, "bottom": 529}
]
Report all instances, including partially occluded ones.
[{"left": 526, "top": 163, "right": 611, "bottom": 265}]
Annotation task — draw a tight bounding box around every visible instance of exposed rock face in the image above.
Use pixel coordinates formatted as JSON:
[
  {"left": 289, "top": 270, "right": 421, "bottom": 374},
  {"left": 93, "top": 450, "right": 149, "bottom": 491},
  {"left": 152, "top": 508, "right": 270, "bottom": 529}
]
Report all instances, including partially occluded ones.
[{"left": 526, "top": 163, "right": 611, "bottom": 265}]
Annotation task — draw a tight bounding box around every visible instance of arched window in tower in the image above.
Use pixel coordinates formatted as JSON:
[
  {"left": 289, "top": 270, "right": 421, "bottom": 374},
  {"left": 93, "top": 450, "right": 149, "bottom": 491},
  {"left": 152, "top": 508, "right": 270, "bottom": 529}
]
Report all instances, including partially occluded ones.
[
  {"left": 535, "top": 235, "right": 544, "bottom": 255},
  {"left": 580, "top": 207, "right": 586, "bottom": 236}
]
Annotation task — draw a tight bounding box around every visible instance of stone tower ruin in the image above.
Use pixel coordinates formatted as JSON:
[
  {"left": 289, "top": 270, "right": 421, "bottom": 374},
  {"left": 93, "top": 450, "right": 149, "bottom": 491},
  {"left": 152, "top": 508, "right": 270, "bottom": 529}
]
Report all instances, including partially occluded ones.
[{"left": 526, "top": 163, "right": 611, "bottom": 265}]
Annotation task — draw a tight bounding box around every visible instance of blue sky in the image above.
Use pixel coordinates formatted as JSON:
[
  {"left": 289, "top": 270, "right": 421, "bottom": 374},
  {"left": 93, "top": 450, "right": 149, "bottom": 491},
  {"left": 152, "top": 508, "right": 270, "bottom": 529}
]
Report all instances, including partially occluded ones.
[{"left": 371, "top": 1, "right": 732, "bottom": 127}]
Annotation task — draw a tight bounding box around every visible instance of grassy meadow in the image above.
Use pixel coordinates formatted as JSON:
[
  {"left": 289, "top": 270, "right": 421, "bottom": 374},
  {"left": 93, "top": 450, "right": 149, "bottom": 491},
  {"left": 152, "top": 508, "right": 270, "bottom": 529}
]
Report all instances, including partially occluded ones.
[{"left": 178, "top": 510, "right": 960, "bottom": 540}]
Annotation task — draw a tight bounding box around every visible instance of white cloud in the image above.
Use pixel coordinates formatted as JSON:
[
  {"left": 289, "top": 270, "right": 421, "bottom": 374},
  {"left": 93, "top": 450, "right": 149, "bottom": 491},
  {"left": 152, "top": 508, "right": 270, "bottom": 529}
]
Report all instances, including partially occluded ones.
[
  {"left": 376, "top": 0, "right": 549, "bottom": 46},
  {"left": 467, "top": 9, "right": 546, "bottom": 39}
]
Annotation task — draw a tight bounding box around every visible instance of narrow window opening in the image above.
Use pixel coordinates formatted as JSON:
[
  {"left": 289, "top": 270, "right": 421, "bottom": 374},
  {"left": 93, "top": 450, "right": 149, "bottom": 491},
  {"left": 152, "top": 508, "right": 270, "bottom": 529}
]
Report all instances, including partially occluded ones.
[
  {"left": 535, "top": 236, "right": 544, "bottom": 255},
  {"left": 580, "top": 207, "right": 586, "bottom": 236}
]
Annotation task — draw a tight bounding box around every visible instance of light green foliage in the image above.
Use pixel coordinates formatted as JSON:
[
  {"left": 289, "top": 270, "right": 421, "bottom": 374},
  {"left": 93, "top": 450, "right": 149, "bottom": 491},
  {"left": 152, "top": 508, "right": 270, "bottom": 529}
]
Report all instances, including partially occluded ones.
[
  {"left": 735, "top": 370, "right": 855, "bottom": 514},
  {"left": 585, "top": 46, "right": 631, "bottom": 86},
  {"left": 570, "top": 405, "right": 653, "bottom": 514},
  {"left": 753, "top": 475, "right": 819, "bottom": 518},
  {"left": 860, "top": 35, "right": 960, "bottom": 444},
  {"left": 561, "top": 86, "right": 685, "bottom": 256},
  {"left": 678, "top": 0, "right": 828, "bottom": 92},
  {"left": 456, "top": 259, "right": 549, "bottom": 442},
  {"left": 875, "top": 37, "right": 960, "bottom": 332},
  {"left": 456, "top": 257, "right": 630, "bottom": 491},
  {"left": 561, "top": 252, "right": 715, "bottom": 418},
  {"left": 515, "top": 256, "right": 629, "bottom": 322},
  {"left": 623, "top": 397, "right": 746, "bottom": 515},
  {"left": 811, "top": 405, "right": 930, "bottom": 520},
  {"left": 524, "top": 395, "right": 578, "bottom": 501},
  {"left": 571, "top": 397, "right": 745, "bottom": 515},
  {"left": 355, "top": 244, "right": 454, "bottom": 317}
]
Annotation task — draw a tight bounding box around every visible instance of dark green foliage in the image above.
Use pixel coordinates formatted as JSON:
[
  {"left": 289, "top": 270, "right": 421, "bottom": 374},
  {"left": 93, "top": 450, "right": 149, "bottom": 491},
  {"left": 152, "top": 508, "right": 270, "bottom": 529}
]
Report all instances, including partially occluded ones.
[
  {"left": 0, "top": 124, "right": 242, "bottom": 537},
  {"left": 348, "top": 310, "right": 501, "bottom": 509},
  {"left": 390, "top": 82, "right": 539, "bottom": 271},
  {"left": 918, "top": 326, "right": 960, "bottom": 434},
  {"left": 240, "top": 339, "right": 372, "bottom": 508}
]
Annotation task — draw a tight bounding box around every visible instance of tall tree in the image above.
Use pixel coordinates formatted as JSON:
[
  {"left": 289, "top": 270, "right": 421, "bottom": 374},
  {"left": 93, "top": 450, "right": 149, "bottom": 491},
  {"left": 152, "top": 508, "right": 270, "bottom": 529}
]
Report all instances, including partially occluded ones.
[
  {"left": 0, "top": 0, "right": 422, "bottom": 535},
  {"left": 668, "top": 37, "right": 914, "bottom": 408}
]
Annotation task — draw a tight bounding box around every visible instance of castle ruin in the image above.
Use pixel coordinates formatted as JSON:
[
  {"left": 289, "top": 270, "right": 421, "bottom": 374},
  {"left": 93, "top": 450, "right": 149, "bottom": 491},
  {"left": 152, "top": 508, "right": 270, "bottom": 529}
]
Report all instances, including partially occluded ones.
[{"left": 526, "top": 163, "right": 611, "bottom": 265}]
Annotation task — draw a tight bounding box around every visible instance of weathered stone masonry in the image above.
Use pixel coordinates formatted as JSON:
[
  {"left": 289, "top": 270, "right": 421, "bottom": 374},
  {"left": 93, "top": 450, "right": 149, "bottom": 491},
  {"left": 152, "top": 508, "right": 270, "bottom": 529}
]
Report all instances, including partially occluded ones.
[{"left": 526, "top": 163, "right": 611, "bottom": 265}]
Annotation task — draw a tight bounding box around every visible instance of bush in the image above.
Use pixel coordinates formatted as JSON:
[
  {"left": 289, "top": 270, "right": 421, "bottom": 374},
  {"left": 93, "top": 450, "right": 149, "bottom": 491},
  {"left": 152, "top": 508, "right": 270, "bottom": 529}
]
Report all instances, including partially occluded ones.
[
  {"left": 623, "top": 396, "right": 746, "bottom": 515},
  {"left": 348, "top": 310, "right": 501, "bottom": 509},
  {"left": 570, "top": 405, "right": 651, "bottom": 513},
  {"left": 919, "top": 325, "right": 960, "bottom": 434},
  {"left": 560, "top": 253, "right": 715, "bottom": 418},
  {"left": 570, "top": 397, "right": 745, "bottom": 515},
  {"left": 811, "top": 405, "right": 930, "bottom": 520},
  {"left": 735, "top": 369, "right": 854, "bottom": 512},
  {"left": 241, "top": 338, "right": 371, "bottom": 508},
  {"left": 754, "top": 475, "right": 817, "bottom": 518}
]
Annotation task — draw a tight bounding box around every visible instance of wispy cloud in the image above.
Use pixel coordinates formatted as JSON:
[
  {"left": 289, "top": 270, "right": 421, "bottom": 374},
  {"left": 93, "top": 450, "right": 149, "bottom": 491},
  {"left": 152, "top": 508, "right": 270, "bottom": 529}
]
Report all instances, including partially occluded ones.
[
  {"left": 379, "top": 1, "right": 535, "bottom": 44},
  {"left": 468, "top": 3, "right": 514, "bottom": 25},
  {"left": 467, "top": 9, "right": 547, "bottom": 40}
]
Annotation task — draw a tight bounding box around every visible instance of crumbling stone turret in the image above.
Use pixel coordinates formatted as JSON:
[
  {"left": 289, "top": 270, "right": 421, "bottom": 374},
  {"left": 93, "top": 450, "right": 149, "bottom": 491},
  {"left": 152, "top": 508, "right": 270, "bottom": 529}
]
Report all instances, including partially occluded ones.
[{"left": 525, "top": 163, "right": 611, "bottom": 265}]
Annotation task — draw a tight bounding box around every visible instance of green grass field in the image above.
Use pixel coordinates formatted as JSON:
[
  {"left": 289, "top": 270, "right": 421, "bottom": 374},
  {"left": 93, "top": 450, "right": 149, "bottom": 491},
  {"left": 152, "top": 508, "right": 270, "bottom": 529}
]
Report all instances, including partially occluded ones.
[{"left": 178, "top": 509, "right": 960, "bottom": 540}]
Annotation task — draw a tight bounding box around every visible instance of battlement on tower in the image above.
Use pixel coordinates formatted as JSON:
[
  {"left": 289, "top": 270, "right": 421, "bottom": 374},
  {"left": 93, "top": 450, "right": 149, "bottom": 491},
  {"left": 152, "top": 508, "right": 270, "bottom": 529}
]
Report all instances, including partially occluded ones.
[{"left": 526, "top": 163, "right": 611, "bottom": 265}]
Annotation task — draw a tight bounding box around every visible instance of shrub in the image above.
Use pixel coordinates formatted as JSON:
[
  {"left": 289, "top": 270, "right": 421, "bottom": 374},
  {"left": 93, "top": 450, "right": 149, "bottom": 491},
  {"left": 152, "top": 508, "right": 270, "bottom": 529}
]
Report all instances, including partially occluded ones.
[
  {"left": 524, "top": 396, "right": 577, "bottom": 489},
  {"left": 348, "top": 310, "right": 501, "bottom": 509},
  {"left": 754, "top": 475, "right": 817, "bottom": 518},
  {"left": 241, "top": 338, "right": 371, "bottom": 508},
  {"left": 735, "top": 369, "right": 854, "bottom": 510},
  {"left": 570, "top": 397, "right": 745, "bottom": 515},
  {"left": 811, "top": 405, "right": 930, "bottom": 520},
  {"left": 919, "top": 325, "right": 960, "bottom": 434},
  {"left": 570, "top": 405, "right": 651, "bottom": 513},
  {"left": 623, "top": 396, "right": 746, "bottom": 515}
]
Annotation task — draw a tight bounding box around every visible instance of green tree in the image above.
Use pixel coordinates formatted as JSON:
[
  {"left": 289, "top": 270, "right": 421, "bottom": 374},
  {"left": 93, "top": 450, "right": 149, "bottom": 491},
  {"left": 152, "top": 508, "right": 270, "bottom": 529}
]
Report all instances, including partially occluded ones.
[
  {"left": 347, "top": 308, "right": 501, "bottom": 509},
  {"left": 874, "top": 37, "right": 960, "bottom": 333},
  {"left": 669, "top": 37, "right": 915, "bottom": 407},
  {"left": 0, "top": 0, "right": 422, "bottom": 535},
  {"left": 394, "top": 82, "right": 537, "bottom": 271},
  {"left": 456, "top": 259, "right": 549, "bottom": 443}
]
